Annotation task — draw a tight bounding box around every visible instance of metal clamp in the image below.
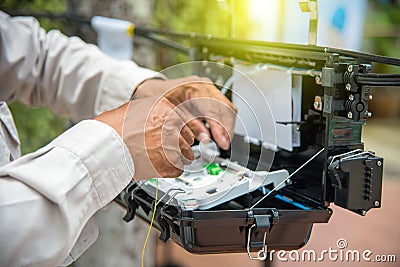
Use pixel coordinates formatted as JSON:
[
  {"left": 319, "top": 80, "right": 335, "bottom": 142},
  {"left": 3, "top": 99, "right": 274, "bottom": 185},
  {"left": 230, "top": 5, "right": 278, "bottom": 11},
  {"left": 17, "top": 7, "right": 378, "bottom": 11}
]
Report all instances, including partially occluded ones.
[
  {"left": 247, "top": 224, "right": 268, "bottom": 261},
  {"left": 246, "top": 213, "right": 271, "bottom": 261},
  {"left": 156, "top": 188, "right": 185, "bottom": 207}
]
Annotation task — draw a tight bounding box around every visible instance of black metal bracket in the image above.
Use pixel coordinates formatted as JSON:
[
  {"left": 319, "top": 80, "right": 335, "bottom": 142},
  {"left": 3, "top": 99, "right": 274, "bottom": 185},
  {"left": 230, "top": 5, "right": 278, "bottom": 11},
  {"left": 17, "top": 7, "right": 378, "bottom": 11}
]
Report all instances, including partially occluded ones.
[
  {"left": 122, "top": 184, "right": 139, "bottom": 222},
  {"left": 328, "top": 150, "right": 383, "bottom": 215}
]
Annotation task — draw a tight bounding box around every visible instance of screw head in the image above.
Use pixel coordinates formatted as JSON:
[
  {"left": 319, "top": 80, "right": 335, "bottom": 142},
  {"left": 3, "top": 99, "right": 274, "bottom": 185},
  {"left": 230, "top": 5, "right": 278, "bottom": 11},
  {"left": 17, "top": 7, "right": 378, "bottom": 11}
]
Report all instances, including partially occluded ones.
[
  {"left": 315, "top": 75, "right": 321, "bottom": 84},
  {"left": 377, "top": 161, "right": 382, "bottom": 167},
  {"left": 348, "top": 94, "right": 354, "bottom": 101},
  {"left": 374, "top": 201, "right": 380, "bottom": 207},
  {"left": 313, "top": 96, "right": 323, "bottom": 111},
  {"left": 361, "top": 210, "right": 367, "bottom": 216},
  {"left": 346, "top": 83, "right": 351, "bottom": 91},
  {"left": 347, "top": 112, "right": 353, "bottom": 119},
  {"left": 348, "top": 65, "right": 353, "bottom": 72},
  {"left": 356, "top": 102, "right": 365, "bottom": 112},
  {"left": 314, "top": 101, "right": 320, "bottom": 110}
]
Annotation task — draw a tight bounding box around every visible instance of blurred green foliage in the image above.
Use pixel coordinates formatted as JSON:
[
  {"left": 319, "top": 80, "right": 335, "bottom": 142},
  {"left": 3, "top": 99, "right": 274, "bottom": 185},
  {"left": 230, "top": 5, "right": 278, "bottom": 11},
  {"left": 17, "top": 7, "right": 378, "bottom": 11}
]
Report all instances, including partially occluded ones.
[
  {"left": 365, "top": 1, "right": 400, "bottom": 74},
  {"left": 0, "top": 0, "right": 66, "bottom": 30},
  {"left": 151, "top": 0, "right": 250, "bottom": 66},
  {"left": 1, "top": 0, "right": 68, "bottom": 154},
  {"left": 10, "top": 102, "right": 69, "bottom": 155},
  {"left": 152, "top": 0, "right": 249, "bottom": 37}
]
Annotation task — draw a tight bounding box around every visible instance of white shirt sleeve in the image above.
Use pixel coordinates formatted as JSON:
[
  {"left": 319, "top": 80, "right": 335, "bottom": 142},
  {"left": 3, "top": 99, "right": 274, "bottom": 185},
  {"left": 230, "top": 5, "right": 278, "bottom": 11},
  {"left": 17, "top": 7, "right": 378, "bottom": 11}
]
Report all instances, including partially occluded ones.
[
  {"left": 0, "top": 10, "right": 160, "bottom": 121},
  {"left": 0, "top": 120, "right": 134, "bottom": 266}
]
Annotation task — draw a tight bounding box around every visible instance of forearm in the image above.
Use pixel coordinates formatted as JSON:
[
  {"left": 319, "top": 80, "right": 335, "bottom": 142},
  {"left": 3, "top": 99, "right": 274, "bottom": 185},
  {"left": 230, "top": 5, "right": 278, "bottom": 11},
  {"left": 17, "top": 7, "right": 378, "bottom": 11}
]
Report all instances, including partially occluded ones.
[{"left": 0, "top": 120, "right": 133, "bottom": 266}]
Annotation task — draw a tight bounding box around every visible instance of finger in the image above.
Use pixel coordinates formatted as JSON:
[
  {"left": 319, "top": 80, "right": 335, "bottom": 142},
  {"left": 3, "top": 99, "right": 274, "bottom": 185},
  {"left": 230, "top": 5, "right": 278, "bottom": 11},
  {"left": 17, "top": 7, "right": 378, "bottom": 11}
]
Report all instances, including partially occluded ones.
[
  {"left": 186, "top": 118, "right": 211, "bottom": 142},
  {"left": 158, "top": 160, "right": 184, "bottom": 178},
  {"left": 220, "top": 111, "right": 236, "bottom": 141},
  {"left": 163, "top": 166, "right": 184, "bottom": 178},
  {"left": 203, "top": 82, "right": 238, "bottom": 113},
  {"left": 207, "top": 118, "right": 230, "bottom": 150},
  {"left": 179, "top": 135, "right": 194, "bottom": 164},
  {"left": 153, "top": 148, "right": 184, "bottom": 178},
  {"left": 180, "top": 122, "right": 195, "bottom": 146}
]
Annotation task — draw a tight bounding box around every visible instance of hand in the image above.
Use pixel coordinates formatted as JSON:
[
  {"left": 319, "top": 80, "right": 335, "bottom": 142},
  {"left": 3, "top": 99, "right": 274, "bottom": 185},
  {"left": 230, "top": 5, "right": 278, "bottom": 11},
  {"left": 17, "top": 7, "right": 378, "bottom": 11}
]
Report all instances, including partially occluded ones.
[
  {"left": 134, "top": 76, "right": 237, "bottom": 150},
  {"left": 94, "top": 96, "right": 195, "bottom": 180}
]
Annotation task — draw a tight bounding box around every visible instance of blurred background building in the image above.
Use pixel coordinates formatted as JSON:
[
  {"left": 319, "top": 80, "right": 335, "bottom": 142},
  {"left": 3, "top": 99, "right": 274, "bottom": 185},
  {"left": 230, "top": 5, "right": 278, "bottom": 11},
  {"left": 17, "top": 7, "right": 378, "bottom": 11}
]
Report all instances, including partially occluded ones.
[{"left": 1, "top": 0, "right": 399, "bottom": 266}]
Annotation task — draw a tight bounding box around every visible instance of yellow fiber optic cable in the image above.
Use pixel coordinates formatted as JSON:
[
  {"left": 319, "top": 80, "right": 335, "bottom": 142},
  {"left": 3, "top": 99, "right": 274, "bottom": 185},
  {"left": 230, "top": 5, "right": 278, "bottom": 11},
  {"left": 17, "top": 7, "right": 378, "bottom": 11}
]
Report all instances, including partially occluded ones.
[{"left": 141, "top": 178, "right": 158, "bottom": 267}]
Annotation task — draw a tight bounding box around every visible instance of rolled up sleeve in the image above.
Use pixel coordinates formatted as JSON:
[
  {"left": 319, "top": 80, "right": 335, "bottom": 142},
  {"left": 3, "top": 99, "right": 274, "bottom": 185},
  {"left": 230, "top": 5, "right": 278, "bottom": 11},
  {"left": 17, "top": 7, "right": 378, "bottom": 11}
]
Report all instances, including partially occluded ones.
[{"left": 0, "top": 120, "right": 133, "bottom": 266}]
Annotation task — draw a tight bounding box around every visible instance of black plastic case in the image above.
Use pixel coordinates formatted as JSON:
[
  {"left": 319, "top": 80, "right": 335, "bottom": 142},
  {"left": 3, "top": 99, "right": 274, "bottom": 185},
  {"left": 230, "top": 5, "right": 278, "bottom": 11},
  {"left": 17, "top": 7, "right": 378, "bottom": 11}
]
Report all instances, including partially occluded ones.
[{"left": 121, "top": 182, "right": 332, "bottom": 254}]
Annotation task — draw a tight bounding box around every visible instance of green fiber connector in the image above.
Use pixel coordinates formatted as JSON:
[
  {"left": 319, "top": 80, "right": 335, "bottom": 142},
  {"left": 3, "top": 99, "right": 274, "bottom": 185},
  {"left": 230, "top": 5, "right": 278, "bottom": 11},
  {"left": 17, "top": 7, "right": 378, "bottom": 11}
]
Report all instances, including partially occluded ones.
[
  {"left": 148, "top": 178, "right": 157, "bottom": 184},
  {"left": 204, "top": 163, "right": 222, "bottom": 175}
]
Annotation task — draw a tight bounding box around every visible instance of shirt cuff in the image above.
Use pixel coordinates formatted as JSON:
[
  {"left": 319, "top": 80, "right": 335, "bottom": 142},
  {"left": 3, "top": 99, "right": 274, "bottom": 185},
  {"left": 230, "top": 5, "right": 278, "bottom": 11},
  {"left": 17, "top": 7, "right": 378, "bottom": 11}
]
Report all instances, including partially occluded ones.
[{"left": 48, "top": 119, "right": 134, "bottom": 206}]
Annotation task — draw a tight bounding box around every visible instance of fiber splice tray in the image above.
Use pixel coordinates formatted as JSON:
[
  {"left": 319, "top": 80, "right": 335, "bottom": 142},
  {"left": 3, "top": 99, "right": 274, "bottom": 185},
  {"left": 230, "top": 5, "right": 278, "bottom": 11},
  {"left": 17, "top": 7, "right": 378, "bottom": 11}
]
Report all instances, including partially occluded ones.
[{"left": 116, "top": 38, "right": 399, "bottom": 256}]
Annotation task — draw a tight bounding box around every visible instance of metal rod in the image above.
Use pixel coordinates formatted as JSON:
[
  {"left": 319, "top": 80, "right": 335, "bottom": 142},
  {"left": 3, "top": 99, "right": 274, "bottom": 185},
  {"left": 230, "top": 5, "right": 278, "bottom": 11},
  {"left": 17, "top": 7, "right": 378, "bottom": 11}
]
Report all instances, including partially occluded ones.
[{"left": 142, "top": 34, "right": 192, "bottom": 55}]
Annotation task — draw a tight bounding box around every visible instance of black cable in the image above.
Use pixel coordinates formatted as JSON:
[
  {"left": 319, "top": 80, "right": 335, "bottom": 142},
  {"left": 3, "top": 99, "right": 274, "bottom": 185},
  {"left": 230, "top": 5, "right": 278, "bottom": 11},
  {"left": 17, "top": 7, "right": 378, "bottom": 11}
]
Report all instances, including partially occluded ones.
[
  {"left": 359, "top": 73, "right": 400, "bottom": 78},
  {"left": 358, "top": 78, "right": 400, "bottom": 82},
  {"left": 356, "top": 81, "right": 400, "bottom": 86},
  {"left": 355, "top": 73, "right": 400, "bottom": 86}
]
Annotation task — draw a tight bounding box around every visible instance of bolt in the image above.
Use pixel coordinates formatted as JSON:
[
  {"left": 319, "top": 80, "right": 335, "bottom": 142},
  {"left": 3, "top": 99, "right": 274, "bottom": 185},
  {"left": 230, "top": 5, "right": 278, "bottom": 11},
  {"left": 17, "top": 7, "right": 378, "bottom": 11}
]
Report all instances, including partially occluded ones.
[
  {"left": 348, "top": 65, "right": 353, "bottom": 72},
  {"left": 368, "top": 95, "right": 373, "bottom": 100},
  {"left": 347, "top": 112, "right": 353, "bottom": 119},
  {"left": 348, "top": 94, "right": 354, "bottom": 101},
  {"left": 315, "top": 75, "right": 321, "bottom": 84},
  {"left": 314, "top": 101, "right": 321, "bottom": 110},
  {"left": 361, "top": 210, "right": 367, "bottom": 216},
  {"left": 374, "top": 201, "right": 380, "bottom": 207},
  {"left": 313, "top": 96, "right": 323, "bottom": 111},
  {"left": 377, "top": 161, "right": 382, "bottom": 167},
  {"left": 346, "top": 83, "right": 351, "bottom": 91},
  {"left": 356, "top": 102, "right": 365, "bottom": 112}
]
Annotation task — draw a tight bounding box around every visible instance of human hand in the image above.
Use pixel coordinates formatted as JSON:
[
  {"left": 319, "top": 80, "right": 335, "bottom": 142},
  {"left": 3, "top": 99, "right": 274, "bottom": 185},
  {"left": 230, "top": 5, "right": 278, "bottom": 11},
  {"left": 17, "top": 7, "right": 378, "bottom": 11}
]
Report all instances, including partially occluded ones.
[
  {"left": 133, "top": 76, "right": 237, "bottom": 150},
  {"left": 94, "top": 96, "right": 195, "bottom": 180}
]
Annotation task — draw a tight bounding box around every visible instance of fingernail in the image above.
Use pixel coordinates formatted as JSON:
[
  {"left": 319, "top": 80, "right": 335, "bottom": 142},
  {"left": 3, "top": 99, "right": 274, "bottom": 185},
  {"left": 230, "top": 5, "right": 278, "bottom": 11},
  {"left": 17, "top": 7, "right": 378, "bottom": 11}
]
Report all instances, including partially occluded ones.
[
  {"left": 221, "top": 135, "right": 229, "bottom": 149},
  {"left": 198, "top": 132, "right": 209, "bottom": 142}
]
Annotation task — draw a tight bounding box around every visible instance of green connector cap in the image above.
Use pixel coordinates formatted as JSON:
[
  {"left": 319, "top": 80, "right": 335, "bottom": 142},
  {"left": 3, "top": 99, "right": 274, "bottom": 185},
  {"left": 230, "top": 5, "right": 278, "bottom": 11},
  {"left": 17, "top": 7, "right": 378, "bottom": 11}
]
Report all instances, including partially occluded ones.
[
  {"left": 204, "top": 163, "right": 222, "bottom": 175},
  {"left": 148, "top": 178, "right": 157, "bottom": 184}
]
